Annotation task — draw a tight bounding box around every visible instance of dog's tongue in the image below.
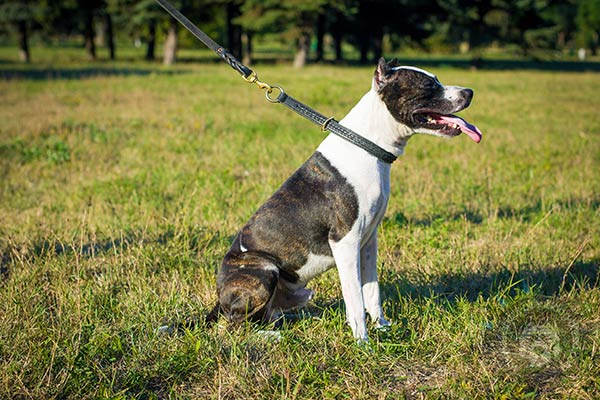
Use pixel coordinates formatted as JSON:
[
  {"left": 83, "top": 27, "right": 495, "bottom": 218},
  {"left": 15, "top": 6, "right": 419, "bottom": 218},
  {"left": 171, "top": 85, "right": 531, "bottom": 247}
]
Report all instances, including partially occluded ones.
[{"left": 439, "top": 115, "right": 482, "bottom": 143}]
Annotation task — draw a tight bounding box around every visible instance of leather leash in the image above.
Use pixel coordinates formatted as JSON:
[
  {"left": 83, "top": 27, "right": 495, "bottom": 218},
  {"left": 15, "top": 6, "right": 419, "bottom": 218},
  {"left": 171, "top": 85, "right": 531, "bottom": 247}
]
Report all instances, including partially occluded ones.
[{"left": 155, "top": 0, "right": 397, "bottom": 164}]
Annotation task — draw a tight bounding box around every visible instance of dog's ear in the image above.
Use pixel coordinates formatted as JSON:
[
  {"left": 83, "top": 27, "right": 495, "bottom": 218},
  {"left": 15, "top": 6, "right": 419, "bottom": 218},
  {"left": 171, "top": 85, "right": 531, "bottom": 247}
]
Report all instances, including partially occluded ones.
[
  {"left": 387, "top": 58, "right": 400, "bottom": 68},
  {"left": 373, "top": 57, "right": 398, "bottom": 92}
]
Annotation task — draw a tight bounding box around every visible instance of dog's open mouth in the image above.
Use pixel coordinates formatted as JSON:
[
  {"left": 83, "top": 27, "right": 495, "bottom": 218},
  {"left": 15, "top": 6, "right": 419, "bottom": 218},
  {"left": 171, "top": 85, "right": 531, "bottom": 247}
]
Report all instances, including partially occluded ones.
[{"left": 416, "top": 112, "right": 482, "bottom": 143}]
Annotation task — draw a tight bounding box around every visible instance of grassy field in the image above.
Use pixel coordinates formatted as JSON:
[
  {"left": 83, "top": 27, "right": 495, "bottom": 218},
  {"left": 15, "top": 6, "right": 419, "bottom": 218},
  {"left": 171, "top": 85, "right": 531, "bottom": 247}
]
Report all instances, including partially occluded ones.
[{"left": 0, "top": 46, "right": 599, "bottom": 399}]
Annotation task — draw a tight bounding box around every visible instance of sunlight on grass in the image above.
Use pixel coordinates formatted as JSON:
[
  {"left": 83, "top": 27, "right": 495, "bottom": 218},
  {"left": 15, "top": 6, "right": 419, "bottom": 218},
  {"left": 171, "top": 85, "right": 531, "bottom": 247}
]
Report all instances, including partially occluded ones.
[{"left": 0, "top": 51, "right": 599, "bottom": 399}]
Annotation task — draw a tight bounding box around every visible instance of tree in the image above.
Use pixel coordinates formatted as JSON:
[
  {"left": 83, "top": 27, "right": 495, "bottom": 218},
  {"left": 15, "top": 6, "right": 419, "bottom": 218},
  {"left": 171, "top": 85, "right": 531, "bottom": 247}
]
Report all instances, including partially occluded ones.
[
  {"left": 126, "top": 0, "right": 163, "bottom": 61},
  {"left": 539, "top": 0, "right": 577, "bottom": 50},
  {"left": 241, "top": 30, "right": 253, "bottom": 65},
  {"left": 486, "top": 0, "right": 551, "bottom": 55},
  {"left": 347, "top": 0, "right": 432, "bottom": 63},
  {"left": 37, "top": 0, "right": 78, "bottom": 44},
  {"left": 102, "top": 0, "right": 143, "bottom": 61},
  {"left": 226, "top": 1, "right": 243, "bottom": 59},
  {"left": 103, "top": 10, "right": 116, "bottom": 60},
  {"left": 331, "top": 8, "right": 346, "bottom": 62},
  {"left": 315, "top": 11, "right": 326, "bottom": 62},
  {"left": 577, "top": 0, "right": 600, "bottom": 54},
  {"left": 238, "top": 0, "right": 330, "bottom": 68},
  {"left": 0, "top": 2, "right": 42, "bottom": 62},
  {"left": 164, "top": 17, "right": 178, "bottom": 65},
  {"left": 435, "top": 0, "right": 493, "bottom": 52},
  {"left": 237, "top": 0, "right": 356, "bottom": 66},
  {"left": 157, "top": 1, "right": 224, "bottom": 65},
  {"left": 158, "top": 0, "right": 186, "bottom": 65},
  {"left": 75, "top": 0, "right": 104, "bottom": 60}
]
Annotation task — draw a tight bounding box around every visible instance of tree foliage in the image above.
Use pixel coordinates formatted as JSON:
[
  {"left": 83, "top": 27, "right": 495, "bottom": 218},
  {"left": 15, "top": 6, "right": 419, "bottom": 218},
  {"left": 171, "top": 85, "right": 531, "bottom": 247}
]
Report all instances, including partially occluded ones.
[
  {"left": 577, "top": 0, "right": 600, "bottom": 54},
  {"left": 0, "top": 0, "right": 595, "bottom": 65}
]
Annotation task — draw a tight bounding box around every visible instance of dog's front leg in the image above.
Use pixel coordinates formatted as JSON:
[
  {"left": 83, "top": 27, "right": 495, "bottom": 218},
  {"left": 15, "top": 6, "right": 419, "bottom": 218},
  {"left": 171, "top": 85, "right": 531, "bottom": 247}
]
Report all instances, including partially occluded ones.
[
  {"left": 360, "top": 231, "right": 391, "bottom": 329},
  {"left": 330, "top": 237, "right": 368, "bottom": 342}
]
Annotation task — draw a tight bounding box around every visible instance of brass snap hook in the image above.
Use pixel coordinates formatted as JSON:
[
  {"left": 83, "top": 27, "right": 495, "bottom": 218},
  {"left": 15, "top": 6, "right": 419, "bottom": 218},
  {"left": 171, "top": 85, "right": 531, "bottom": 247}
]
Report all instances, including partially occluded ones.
[{"left": 242, "top": 70, "right": 272, "bottom": 92}]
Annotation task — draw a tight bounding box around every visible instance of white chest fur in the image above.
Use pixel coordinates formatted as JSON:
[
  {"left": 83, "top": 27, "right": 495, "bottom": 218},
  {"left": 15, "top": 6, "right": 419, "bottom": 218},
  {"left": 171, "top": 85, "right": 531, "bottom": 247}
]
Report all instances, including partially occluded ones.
[
  {"left": 317, "top": 88, "right": 407, "bottom": 245},
  {"left": 295, "top": 253, "right": 336, "bottom": 285}
]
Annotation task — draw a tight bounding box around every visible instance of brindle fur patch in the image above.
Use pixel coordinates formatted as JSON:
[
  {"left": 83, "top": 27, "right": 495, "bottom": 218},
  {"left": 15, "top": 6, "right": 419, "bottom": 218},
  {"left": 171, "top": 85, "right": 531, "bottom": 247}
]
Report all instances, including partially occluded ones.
[
  {"left": 233, "top": 151, "right": 358, "bottom": 274},
  {"left": 215, "top": 151, "right": 359, "bottom": 322}
]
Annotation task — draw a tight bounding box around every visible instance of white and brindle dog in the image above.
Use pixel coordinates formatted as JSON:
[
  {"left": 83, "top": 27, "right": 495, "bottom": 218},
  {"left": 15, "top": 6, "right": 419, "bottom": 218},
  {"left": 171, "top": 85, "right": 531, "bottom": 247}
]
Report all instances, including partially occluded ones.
[{"left": 206, "top": 58, "right": 482, "bottom": 342}]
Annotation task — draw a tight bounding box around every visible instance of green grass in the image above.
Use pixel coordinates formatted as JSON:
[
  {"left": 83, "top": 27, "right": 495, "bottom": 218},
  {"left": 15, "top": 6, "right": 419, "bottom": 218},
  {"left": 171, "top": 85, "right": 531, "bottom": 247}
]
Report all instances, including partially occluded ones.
[{"left": 0, "top": 47, "right": 599, "bottom": 399}]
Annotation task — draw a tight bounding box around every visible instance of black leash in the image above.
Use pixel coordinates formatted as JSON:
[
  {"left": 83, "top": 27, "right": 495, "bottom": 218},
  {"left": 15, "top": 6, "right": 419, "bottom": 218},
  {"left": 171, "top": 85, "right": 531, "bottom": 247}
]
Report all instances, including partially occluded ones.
[{"left": 155, "top": 0, "right": 397, "bottom": 164}]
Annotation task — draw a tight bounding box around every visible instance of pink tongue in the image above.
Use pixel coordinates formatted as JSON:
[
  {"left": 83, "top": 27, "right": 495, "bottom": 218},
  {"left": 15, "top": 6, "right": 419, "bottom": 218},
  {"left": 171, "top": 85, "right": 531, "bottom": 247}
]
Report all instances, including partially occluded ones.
[{"left": 438, "top": 115, "right": 482, "bottom": 143}]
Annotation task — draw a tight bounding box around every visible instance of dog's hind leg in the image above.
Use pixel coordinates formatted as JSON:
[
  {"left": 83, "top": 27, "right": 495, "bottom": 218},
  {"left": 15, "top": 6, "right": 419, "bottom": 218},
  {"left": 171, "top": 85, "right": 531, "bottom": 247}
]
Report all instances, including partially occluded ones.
[{"left": 270, "top": 282, "right": 314, "bottom": 311}]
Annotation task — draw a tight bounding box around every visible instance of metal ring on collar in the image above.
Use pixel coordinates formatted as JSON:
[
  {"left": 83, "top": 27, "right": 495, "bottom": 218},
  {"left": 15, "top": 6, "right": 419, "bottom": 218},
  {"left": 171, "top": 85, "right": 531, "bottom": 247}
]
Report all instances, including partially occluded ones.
[{"left": 265, "top": 86, "right": 285, "bottom": 103}]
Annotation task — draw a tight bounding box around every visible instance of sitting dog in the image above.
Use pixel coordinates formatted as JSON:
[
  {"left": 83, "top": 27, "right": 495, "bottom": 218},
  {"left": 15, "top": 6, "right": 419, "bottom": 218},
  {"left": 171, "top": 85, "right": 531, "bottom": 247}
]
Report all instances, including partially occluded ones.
[{"left": 207, "top": 58, "right": 482, "bottom": 342}]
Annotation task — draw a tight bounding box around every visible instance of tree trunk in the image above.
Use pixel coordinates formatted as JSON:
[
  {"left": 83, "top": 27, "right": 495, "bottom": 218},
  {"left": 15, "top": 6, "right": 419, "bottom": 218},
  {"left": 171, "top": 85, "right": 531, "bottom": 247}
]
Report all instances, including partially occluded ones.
[
  {"left": 591, "top": 31, "right": 599, "bottom": 56},
  {"left": 242, "top": 31, "right": 253, "bottom": 65},
  {"left": 17, "top": 20, "right": 30, "bottom": 63},
  {"left": 557, "top": 31, "right": 565, "bottom": 50},
  {"left": 459, "top": 31, "right": 471, "bottom": 54},
  {"left": 226, "top": 2, "right": 242, "bottom": 59},
  {"left": 146, "top": 19, "right": 156, "bottom": 61},
  {"left": 372, "top": 28, "right": 383, "bottom": 64},
  {"left": 84, "top": 9, "right": 96, "bottom": 60},
  {"left": 359, "top": 35, "right": 370, "bottom": 64},
  {"left": 105, "top": 13, "right": 115, "bottom": 60},
  {"left": 293, "top": 31, "right": 310, "bottom": 68},
  {"left": 315, "top": 12, "right": 325, "bottom": 62},
  {"left": 163, "top": 18, "right": 177, "bottom": 65},
  {"left": 332, "top": 11, "right": 343, "bottom": 62},
  {"left": 358, "top": 0, "right": 370, "bottom": 64}
]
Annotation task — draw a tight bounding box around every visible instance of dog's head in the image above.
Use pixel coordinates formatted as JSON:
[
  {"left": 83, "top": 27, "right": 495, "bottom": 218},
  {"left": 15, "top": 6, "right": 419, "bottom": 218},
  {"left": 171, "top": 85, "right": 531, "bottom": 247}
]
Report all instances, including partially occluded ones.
[
  {"left": 373, "top": 58, "right": 482, "bottom": 143},
  {"left": 217, "top": 262, "right": 278, "bottom": 324}
]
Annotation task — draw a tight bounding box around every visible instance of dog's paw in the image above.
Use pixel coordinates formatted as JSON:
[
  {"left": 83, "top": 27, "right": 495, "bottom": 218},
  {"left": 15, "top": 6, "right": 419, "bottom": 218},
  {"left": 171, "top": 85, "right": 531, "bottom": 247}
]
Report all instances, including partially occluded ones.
[
  {"left": 355, "top": 337, "right": 374, "bottom": 352},
  {"left": 375, "top": 318, "right": 392, "bottom": 331}
]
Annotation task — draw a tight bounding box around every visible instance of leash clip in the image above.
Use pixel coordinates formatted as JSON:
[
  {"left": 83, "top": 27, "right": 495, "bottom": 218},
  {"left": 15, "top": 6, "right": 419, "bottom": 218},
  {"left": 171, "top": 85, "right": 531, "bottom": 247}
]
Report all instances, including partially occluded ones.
[
  {"left": 242, "top": 70, "right": 272, "bottom": 92},
  {"left": 242, "top": 70, "right": 284, "bottom": 103}
]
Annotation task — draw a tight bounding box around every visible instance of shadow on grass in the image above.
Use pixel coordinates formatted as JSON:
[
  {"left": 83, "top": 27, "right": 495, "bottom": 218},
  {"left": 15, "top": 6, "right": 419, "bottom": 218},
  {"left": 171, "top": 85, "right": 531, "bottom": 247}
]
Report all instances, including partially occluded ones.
[
  {"left": 391, "top": 196, "right": 600, "bottom": 227},
  {"left": 290, "top": 259, "right": 599, "bottom": 328},
  {"left": 1, "top": 55, "right": 599, "bottom": 82},
  {"left": 0, "top": 226, "right": 232, "bottom": 283},
  {"left": 158, "top": 55, "right": 600, "bottom": 72},
  {"left": 29, "top": 228, "right": 231, "bottom": 258},
  {"left": 0, "top": 251, "right": 9, "bottom": 283},
  {"left": 380, "top": 196, "right": 600, "bottom": 304},
  {"left": 381, "top": 259, "right": 600, "bottom": 305},
  {"left": 386, "top": 57, "right": 600, "bottom": 72},
  {"left": 0, "top": 67, "right": 188, "bottom": 80}
]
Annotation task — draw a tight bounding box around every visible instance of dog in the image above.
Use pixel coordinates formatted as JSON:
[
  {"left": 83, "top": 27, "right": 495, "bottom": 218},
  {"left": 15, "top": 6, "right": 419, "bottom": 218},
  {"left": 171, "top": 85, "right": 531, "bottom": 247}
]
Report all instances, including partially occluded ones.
[{"left": 207, "top": 58, "right": 482, "bottom": 342}]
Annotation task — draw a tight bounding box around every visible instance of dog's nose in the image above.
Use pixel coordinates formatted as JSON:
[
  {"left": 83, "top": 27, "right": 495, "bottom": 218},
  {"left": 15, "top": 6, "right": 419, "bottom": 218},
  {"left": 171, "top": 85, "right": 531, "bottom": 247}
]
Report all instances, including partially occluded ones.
[{"left": 460, "top": 88, "right": 473, "bottom": 107}]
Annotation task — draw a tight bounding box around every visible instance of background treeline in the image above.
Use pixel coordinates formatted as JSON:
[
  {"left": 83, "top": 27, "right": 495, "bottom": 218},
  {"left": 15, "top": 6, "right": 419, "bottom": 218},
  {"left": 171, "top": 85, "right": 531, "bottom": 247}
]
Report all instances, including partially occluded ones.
[{"left": 0, "top": 0, "right": 599, "bottom": 66}]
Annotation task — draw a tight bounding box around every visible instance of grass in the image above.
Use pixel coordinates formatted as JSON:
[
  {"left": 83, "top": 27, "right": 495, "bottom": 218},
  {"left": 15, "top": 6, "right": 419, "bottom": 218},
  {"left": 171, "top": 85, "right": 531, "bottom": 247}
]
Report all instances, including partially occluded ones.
[{"left": 0, "top": 46, "right": 599, "bottom": 399}]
